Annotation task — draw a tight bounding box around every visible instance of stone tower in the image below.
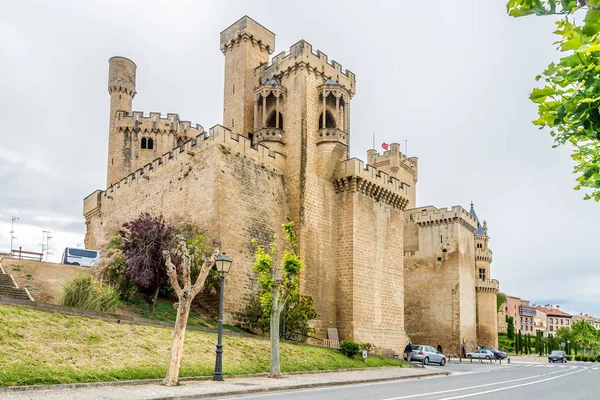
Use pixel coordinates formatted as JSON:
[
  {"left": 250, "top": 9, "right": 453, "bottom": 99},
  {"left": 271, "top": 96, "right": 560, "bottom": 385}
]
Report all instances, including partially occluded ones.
[
  {"left": 107, "top": 57, "right": 136, "bottom": 187},
  {"left": 404, "top": 206, "right": 478, "bottom": 355},
  {"left": 220, "top": 17, "right": 275, "bottom": 137},
  {"left": 470, "top": 203, "right": 499, "bottom": 348}
]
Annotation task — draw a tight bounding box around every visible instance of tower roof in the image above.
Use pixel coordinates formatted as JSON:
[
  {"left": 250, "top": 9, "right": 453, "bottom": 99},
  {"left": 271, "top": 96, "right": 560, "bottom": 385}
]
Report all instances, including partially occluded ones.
[{"left": 469, "top": 202, "right": 487, "bottom": 237}]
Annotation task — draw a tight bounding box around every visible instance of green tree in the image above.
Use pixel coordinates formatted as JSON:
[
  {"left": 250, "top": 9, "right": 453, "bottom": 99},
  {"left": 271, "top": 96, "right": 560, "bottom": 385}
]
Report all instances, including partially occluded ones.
[
  {"left": 507, "top": 316, "right": 515, "bottom": 340},
  {"left": 251, "top": 222, "right": 304, "bottom": 378},
  {"left": 556, "top": 326, "right": 574, "bottom": 354},
  {"left": 506, "top": 0, "right": 600, "bottom": 201},
  {"left": 497, "top": 293, "right": 507, "bottom": 312},
  {"left": 572, "top": 320, "right": 599, "bottom": 355}
]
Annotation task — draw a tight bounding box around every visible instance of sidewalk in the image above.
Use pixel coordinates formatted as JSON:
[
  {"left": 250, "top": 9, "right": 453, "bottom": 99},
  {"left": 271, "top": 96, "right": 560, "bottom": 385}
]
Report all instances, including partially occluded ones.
[{"left": 0, "top": 367, "right": 448, "bottom": 400}]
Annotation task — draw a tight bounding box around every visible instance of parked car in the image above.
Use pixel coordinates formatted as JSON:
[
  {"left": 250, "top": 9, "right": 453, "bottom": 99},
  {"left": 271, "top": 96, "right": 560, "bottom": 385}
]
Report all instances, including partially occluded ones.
[
  {"left": 478, "top": 346, "right": 507, "bottom": 360},
  {"left": 405, "top": 345, "right": 447, "bottom": 366},
  {"left": 62, "top": 247, "right": 100, "bottom": 267},
  {"left": 548, "top": 350, "right": 567, "bottom": 363},
  {"left": 467, "top": 349, "right": 495, "bottom": 360}
]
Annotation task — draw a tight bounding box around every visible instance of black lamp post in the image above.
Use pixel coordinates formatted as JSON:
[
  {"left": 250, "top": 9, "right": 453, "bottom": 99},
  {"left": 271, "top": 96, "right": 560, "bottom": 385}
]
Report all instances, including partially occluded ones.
[{"left": 212, "top": 252, "right": 233, "bottom": 382}]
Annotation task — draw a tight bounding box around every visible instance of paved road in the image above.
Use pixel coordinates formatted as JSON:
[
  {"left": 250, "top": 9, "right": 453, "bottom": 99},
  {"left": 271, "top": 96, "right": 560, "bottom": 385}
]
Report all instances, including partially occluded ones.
[{"left": 209, "top": 362, "right": 600, "bottom": 400}]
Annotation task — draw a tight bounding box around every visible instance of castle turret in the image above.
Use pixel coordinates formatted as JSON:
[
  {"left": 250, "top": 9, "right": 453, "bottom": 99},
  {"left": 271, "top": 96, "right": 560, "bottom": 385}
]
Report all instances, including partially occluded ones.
[
  {"left": 469, "top": 202, "right": 499, "bottom": 349},
  {"left": 367, "top": 143, "right": 418, "bottom": 207},
  {"left": 107, "top": 56, "right": 137, "bottom": 187},
  {"left": 220, "top": 16, "right": 274, "bottom": 137}
]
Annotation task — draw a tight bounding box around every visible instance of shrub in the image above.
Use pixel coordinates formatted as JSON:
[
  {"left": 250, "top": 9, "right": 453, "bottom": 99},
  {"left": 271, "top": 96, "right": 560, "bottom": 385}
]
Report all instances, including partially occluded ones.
[
  {"left": 597, "top": 355, "right": 600, "bottom": 362},
  {"left": 575, "top": 355, "right": 581, "bottom": 361},
  {"left": 566, "top": 355, "right": 573, "bottom": 361},
  {"left": 360, "top": 343, "right": 373, "bottom": 352},
  {"left": 340, "top": 339, "right": 360, "bottom": 358},
  {"left": 58, "top": 275, "right": 120, "bottom": 313}
]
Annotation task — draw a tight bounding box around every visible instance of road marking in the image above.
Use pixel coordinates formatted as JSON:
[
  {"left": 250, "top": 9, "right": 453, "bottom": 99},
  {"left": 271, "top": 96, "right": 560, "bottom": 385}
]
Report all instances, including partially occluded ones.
[
  {"left": 434, "top": 367, "right": 586, "bottom": 400},
  {"left": 378, "top": 369, "right": 566, "bottom": 400}
]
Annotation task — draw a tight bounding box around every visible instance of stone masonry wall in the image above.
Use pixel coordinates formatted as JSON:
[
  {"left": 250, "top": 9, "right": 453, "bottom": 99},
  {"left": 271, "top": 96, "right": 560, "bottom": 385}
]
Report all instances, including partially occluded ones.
[
  {"left": 476, "top": 290, "right": 499, "bottom": 348},
  {"left": 340, "top": 192, "right": 408, "bottom": 352},
  {"left": 404, "top": 207, "right": 478, "bottom": 356},
  {"left": 85, "top": 129, "right": 289, "bottom": 324}
]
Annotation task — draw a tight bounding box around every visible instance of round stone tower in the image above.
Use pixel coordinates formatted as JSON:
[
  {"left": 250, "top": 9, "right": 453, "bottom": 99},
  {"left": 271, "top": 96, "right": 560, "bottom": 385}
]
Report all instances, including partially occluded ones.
[{"left": 107, "top": 56, "right": 137, "bottom": 187}]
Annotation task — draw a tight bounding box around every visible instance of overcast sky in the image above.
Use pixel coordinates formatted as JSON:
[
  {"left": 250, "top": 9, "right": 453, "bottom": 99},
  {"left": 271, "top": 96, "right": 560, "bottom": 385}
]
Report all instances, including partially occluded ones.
[{"left": 1, "top": 1, "right": 598, "bottom": 317}]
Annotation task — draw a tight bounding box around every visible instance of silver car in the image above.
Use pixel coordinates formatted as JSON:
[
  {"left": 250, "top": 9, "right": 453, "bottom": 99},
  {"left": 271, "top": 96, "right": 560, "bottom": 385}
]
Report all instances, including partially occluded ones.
[
  {"left": 466, "top": 349, "right": 495, "bottom": 360},
  {"left": 406, "top": 345, "right": 447, "bottom": 366}
]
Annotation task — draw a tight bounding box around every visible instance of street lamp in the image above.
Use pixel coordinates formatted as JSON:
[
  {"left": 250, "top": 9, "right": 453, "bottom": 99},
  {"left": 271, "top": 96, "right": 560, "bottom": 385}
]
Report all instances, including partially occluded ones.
[{"left": 212, "top": 252, "right": 233, "bottom": 382}]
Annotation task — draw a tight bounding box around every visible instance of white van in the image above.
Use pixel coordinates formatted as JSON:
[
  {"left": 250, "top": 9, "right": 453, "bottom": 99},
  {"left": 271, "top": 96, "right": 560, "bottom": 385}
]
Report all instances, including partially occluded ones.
[{"left": 62, "top": 248, "right": 100, "bottom": 267}]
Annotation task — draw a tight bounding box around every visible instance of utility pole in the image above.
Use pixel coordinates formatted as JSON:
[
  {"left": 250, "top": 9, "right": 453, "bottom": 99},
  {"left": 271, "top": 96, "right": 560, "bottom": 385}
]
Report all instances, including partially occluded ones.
[
  {"left": 42, "top": 231, "right": 52, "bottom": 262},
  {"left": 10, "top": 216, "right": 19, "bottom": 255}
]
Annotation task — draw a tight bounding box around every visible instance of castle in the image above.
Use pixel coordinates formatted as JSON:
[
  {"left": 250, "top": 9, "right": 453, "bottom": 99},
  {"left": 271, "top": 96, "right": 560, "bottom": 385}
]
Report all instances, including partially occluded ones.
[{"left": 83, "top": 16, "right": 499, "bottom": 354}]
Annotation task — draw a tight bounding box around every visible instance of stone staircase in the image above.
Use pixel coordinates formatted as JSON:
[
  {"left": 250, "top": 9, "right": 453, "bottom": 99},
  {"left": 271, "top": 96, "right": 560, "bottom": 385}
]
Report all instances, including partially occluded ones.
[{"left": 0, "top": 258, "right": 34, "bottom": 301}]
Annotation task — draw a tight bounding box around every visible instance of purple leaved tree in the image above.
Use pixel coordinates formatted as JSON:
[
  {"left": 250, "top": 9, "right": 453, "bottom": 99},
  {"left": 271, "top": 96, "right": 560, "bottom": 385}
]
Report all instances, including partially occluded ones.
[{"left": 120, "top": 213, "right": 176, "bottom": 314}]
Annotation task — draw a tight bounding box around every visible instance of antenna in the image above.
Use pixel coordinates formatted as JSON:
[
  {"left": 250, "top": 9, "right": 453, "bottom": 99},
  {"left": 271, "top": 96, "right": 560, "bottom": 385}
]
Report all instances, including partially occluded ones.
[{"left": 10, "top": 216, "right": 19, "bottom": 255}]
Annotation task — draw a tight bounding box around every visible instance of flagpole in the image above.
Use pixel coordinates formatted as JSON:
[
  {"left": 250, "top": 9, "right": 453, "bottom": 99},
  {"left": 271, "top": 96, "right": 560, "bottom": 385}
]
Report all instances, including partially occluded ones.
[
  {"left": 372, "top": 133, "right": 375, "bottom": 150},
  {"left": 405, "top": 140, "right": 408, "bottom": 156}
]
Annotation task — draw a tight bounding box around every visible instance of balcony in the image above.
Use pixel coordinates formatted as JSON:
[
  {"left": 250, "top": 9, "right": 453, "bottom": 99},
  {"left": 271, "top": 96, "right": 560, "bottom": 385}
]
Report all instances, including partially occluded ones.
[
  {"left": 519, "top": 306, "right": 537, "bottom": 317},
  {"left": 254, "top": 127, "right": 285, "bottom": 146},
  {"left": 475, "top": 279, "right": 499, "bottom": 293},
  {"left": 317, "top": 128, "right": 347, "bottom": 145}
]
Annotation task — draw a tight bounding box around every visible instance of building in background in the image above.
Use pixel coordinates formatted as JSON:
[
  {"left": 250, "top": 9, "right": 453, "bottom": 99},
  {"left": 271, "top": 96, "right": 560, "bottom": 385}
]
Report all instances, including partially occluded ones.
[
  {"left": 504, "top": 295, "right": 536, "bottom": 334},
  {"left": 535, "top": 305, "right": 572, "bottom": 336},
  {"left": 571, "top": 313, "right": 600, "bottom": 329}
]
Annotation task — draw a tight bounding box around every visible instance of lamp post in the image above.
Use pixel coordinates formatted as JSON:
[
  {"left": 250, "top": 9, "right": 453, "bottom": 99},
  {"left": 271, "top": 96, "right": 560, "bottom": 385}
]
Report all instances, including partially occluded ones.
[{"left": 212, "top": 252, "right": 233, "bottom": 382}]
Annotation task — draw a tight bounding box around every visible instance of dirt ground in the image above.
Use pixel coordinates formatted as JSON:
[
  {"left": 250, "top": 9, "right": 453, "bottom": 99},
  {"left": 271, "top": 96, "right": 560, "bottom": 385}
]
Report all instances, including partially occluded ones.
[{"left": 0, "top": 258, "right": 91, "bottom": 303}]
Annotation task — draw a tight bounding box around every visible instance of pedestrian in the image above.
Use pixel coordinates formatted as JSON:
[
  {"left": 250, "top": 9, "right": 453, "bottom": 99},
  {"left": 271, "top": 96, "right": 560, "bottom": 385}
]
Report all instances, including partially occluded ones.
[
  {"left": 461, "top": 345, "right": 466, "bottom": 358},
  {"left": 404, "top": 342, "right": 413, "bottom": 362}
]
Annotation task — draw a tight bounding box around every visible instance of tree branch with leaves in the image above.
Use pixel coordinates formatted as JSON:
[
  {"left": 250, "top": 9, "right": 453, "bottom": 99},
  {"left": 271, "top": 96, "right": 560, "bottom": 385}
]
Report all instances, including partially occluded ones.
[
  {"left": 251, "top": 222, "right": 304, "bottom": 378},
  {"left": 507, "top": 0, "right": 600, "bottom": 200}
]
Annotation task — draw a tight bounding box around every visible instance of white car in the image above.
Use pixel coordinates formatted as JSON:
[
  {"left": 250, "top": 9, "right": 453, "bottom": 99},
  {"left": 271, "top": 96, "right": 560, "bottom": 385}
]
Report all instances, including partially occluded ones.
[
  {"left": 466, "top": 349, "right": 495, "bottom": 360},
  {"left": 62, "top": 247, "right": 100, "bottom": 267}
]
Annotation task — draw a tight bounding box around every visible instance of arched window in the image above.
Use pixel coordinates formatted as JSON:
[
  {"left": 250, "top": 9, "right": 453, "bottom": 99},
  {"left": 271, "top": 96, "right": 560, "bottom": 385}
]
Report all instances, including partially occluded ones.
[
  {"left": 147, "top": 138, "right": 154, "bottom": 150},
  {"left": 266, "top": 111, "right": 284, "bottom": 129},
  {"left": 318, "top": 110, "right": 336, "bottom": 129},
  {"left": 141, "top": 137, "right": 147, "bottom": 149}
]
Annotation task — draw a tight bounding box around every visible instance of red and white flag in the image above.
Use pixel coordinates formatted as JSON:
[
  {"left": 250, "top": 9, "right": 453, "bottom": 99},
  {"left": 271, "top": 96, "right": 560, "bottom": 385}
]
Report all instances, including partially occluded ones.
[{"left": 381, "top": 142, "right": 389, "bottom": 151}]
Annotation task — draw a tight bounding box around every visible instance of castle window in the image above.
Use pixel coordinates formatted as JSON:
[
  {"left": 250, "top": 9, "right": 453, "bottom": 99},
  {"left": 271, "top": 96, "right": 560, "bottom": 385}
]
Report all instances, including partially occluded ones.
[
  {"left": 266, "top": 111, "right": 284, "bottom": 129},
  {"left": 141, "top": 137, "right": 147, "bottom": 149},
  {"left": 478, "top": 268, "right": 486, "bottom": 280},
  {"left": 318, "top": 110, "right": 336, "bottom": 129},
  {"left": 147, "top": 138, "right": 154, "bottom": 149}
]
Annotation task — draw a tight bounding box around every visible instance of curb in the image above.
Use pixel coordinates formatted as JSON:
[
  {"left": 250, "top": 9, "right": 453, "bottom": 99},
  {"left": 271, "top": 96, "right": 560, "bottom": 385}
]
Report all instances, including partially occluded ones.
[
  {"left": 0, "top": 369, "right": 447, "bottom": 398},
  {"left": 0, "top": 366, "right": 418, "bottom": 393}
]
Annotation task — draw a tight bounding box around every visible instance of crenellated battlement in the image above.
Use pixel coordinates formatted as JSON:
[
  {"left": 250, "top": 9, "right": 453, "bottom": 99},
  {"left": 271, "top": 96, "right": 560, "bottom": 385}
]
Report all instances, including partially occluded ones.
[
  {"left": 408, "top": 205, "right": 478, "bottom": 231},
  {"left": 258, "top": 40, "right": 356, "bottom": 96},
  {"left": 367, "top": 144, "right": 418, "bottom": 175},
  {"left": 84, "top": 124, "right": 286, "bottom": 218},
  {"left": 333, "top": 158, "right": 411, "bottom": 209},
  {"left": 475, "top": 279, "right": 499, "bottom": 293},
  {"left": 114, "top": 111, "right": 205, "bottom": 137}
]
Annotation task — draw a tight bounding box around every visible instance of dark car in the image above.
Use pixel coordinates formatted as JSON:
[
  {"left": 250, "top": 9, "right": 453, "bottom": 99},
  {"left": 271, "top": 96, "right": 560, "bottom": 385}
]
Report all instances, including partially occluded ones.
[
  {"left": 548, "top": 350, "right": 567, "bottom": 363},
  {"left": 478, "top": 346, "right": 507, "bottom": 360}
]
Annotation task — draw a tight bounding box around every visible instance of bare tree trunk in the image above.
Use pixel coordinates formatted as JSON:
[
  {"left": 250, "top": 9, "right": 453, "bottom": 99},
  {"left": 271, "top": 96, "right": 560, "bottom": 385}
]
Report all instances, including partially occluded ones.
[
  {"left": 150, "top": 287, "right": 160, "bottom": 314},
  {"left": 162, "top": 238, "right": 221, "bottom": 386},
  {"left": 270, "top": 286, "right": 281, "bottom": 378},
  {"left": 164, "top": 292, "right": 191, "bottom": 386}
]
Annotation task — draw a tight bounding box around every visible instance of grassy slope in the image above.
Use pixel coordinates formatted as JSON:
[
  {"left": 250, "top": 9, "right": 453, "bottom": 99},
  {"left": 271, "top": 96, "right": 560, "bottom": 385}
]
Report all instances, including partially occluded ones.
[{"left": 0, "top": 305, "right": 405, "bottom": 387}]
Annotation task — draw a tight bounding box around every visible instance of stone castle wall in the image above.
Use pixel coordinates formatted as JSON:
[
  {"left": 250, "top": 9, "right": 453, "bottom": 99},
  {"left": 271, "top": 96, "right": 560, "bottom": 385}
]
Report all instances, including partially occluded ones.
[
  {"left": 85, "top": 127, "right": 290, "bottom": 321},
  {"left": 403, "top": 206, "right": 478, "bottom": 355},
  {"left": 476, "top": 286, "right": 499, "bottom": 348}
]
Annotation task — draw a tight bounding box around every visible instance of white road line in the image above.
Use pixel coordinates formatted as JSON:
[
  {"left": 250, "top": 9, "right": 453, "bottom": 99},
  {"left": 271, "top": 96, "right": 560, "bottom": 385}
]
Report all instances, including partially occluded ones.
[
  {"left": 378, "top": 369, "right": 566, "bottom": 400},
  {"left": 593, "top": 367, "right": 599, "bottom": 370},
  {"left": 435, "top": 367, "right": 586, "bottom": 400}
]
